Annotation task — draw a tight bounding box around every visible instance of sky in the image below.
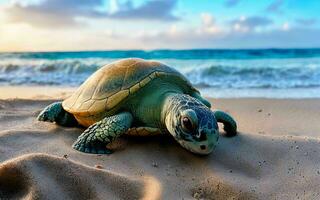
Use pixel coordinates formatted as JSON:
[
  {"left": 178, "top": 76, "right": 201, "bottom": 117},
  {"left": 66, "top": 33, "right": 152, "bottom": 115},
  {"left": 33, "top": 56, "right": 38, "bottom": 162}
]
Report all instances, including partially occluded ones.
[{"left": 0, "top": 0, "right": 319, "bottom": 51}]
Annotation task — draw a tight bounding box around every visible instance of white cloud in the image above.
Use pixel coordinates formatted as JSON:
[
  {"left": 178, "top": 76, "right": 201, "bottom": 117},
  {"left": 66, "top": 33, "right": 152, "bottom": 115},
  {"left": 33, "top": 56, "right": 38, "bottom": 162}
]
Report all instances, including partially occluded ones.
[
  {"left": 131, "top": 14, "right": 320, "bottom": 49},
  {"left": 282, "top": 22, "right": 289, "bottom": 31},
  {"left": 137, "top": 27, "right": 320, "bottom": 49},
  {"left": 239, "top": 16, "right": 246, "bottom": 21},
  {"left": 201, "top": 13, "right": 213, "bottom": 26},
  {"left": 168, "top": 24, "right": 178, "bottom": 36},
  {"left": 198, "top": 13, "right": 220, "bottom": 34},
  {"left": 233, "top": 23, "right": 249, "bottom": 33},
  {"left": 109, "top": 0, "right": 119, "bottom": 14}
]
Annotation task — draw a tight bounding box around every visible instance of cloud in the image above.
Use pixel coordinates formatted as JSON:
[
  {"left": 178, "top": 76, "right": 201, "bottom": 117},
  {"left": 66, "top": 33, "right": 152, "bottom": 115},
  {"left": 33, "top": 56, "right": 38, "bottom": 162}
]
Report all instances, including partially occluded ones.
[
  {"left": 1, "top": 2, "right": 319, "bottom": 51},
  {"left": 2, "top": 0, "right": 179, "bottom": 28},
  {"left": 295, "top": 18, "right": 317, "bottom": 26},
  {"left": 224, "top": 0, "right": 241, "bottom": 8},
  {"left": 133, "top": 14, "right": 320, "bottom": 49},
  {"left": 281, "top": 22, "right": 289, "bottom": 31},
  {"left": 229, "top": 16, "right": 273, "bottom": 32},
  {"left": 265, "top": 0, "right": 284, "bottom": 14},
  {"left": 197, "top": 13, "right": 221, "bottom": 34},
  {"left": 138, "top": 26, "right": 320, "bottom": 49},
  {"left": 2, "top": 12, "right": 320, "bottom": 51},
  {"left": 132, "top": 13, "right": 221, "bottom": 41},
  {"left": 133, "top": 13, "right": 224, "bottom": 48},
  {"left": 3, "top": 0, "right": 105, "bottom": 27},
  {"left": 108, "top": 0, "right": 179, "bottom": 21}
]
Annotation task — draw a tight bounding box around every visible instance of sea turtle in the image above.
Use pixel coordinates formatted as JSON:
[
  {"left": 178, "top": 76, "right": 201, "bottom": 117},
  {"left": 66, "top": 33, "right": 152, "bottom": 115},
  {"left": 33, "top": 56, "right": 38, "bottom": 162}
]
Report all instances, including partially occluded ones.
[{"left": 38, "top": 58, "right": 237, "bottom": 155}]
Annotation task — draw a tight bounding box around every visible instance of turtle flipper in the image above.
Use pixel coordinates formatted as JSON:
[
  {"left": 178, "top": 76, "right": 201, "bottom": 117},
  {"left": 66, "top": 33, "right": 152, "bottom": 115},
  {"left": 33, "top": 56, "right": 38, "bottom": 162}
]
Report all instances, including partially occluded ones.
[
  {"left": 213, "top": 110, "right": 237, "bottom": 136},
  {"left": 38, "top": 102, "right": 77, "bottom": 127},
  {"left": 72, "top": 112, "right": 133, "bottom": 154}
]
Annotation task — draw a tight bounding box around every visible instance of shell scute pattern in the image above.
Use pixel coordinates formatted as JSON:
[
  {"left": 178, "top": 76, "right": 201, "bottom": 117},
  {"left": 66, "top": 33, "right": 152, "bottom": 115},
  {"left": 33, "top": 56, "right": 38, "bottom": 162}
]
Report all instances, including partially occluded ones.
[
  {"left": 62, "top": 83, "right": 86, "bottom": 111},
  {"left": 129, "top": 82, "right": 140, "bottom": 94},
  {"left": 106, "top": 89, "right": 130, "bottom": 110},
  {"left": 87, "top": 99, "right": 108, "bottom": 116},
  {"left": 139, "top": 76, "right": 152, "bottom": 87},
  {"left": 76, "top": 71, "right": 104, "bottom": 108},
  {"left": 63, "top": 58, "right": 198, "bottom": 124}
]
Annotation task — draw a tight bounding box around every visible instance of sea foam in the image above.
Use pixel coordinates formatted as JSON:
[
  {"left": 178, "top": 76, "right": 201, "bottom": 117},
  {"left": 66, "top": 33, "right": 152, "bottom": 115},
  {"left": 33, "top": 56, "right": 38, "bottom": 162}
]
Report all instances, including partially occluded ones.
[{"left": 1, "top": 49, "right": 320, "bottom": 98}]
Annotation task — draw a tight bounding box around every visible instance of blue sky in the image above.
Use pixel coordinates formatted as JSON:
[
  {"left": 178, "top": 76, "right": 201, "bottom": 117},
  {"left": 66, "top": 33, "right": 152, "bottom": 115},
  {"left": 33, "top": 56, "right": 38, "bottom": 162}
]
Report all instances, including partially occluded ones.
[{"left": 0, "top": 0, "right": 319, "bottom": 51}]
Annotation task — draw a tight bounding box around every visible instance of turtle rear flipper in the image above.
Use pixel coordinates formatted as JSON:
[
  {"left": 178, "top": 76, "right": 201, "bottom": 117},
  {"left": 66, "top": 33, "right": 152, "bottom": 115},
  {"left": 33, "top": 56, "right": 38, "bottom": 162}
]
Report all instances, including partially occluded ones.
[
  {"left": 213, "top": 110, "right": 237, "bottom": 136},
  {"left": 38, "top": 102, "right": 78, "bottom": 127}
]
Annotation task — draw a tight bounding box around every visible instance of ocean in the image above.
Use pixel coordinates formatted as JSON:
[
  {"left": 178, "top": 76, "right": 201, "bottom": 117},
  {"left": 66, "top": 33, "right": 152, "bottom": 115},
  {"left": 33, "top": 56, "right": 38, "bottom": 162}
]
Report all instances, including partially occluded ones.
[{"left": 1, "top": 49, "right": 320, "bottom": 98}]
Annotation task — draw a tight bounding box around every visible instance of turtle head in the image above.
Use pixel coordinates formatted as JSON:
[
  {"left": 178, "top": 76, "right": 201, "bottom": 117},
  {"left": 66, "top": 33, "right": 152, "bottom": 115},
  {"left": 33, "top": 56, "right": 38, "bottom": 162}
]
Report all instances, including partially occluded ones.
[{"left": 164, "top": 94, "right": 219, "bottom": 155}]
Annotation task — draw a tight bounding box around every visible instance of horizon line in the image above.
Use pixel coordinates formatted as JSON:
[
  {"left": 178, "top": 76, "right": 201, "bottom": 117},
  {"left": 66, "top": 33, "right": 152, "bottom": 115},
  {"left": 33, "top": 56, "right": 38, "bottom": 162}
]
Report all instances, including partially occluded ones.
[{"left": 1, "top": 47, "right": 320, "bottom": 54}]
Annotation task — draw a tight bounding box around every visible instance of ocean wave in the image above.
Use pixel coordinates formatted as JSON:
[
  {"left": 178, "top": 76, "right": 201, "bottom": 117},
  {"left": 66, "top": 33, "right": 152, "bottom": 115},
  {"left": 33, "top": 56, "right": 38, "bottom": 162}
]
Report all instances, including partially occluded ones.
[
  {"left": 0, "top": 59, "right": 102, "bottom": 74},
  {"left": 0, "top": 59, "right": 110, "bottom": 86},
  {"left": 186, "top": 64, "right": 320, "bottom": 89},
  {"left": 0, "top": 57, "right": 320, "bottom": 90}
]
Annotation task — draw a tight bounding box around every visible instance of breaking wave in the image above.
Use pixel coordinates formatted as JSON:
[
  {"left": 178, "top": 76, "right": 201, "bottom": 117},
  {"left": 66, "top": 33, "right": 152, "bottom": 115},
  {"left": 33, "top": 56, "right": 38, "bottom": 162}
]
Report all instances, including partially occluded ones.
[
  {"left": 1, "top": 49, "right": 320, "bottom": 98},
  {"left": 186, "top": 62, "right": 320, "bottom": 89}
]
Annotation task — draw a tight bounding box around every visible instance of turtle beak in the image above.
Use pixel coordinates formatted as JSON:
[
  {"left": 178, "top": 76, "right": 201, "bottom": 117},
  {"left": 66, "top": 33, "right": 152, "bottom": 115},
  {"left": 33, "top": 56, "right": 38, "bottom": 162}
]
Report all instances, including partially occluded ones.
[
  {"left": 176, "top": 128, "right": 219, "bottom": 155},
  {"left": 196, "top": 129, "right": 209, "bottom": 141},
  {"left": 198, "top": 129, "right": 219, "bottom": 154}
]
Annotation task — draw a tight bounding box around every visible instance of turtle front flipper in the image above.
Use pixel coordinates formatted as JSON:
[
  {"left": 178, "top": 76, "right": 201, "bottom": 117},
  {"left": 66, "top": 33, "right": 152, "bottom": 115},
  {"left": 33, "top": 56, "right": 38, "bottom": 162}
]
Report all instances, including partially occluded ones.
[
  {"left": 213, "top": 110, "right": 237, "bottom": 136},
  {"left": 38, "top": 102, "right": 77, "bottom": 127},
  {"left": 72, "top": 112, "right": 133, "bottom": 154}
]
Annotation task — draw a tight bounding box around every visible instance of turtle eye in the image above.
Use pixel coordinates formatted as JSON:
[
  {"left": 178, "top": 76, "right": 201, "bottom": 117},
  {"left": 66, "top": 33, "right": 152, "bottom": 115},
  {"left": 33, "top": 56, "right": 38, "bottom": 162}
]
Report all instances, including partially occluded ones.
[{"left": 182, "top": 117, "right": 194, "bottom": 132}]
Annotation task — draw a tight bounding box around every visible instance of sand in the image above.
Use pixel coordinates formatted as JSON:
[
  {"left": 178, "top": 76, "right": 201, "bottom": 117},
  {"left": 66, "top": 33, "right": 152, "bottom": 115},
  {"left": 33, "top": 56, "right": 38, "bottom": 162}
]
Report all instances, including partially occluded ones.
[{"left": 0, "top": 87, "right": 320, "bottom": 200}]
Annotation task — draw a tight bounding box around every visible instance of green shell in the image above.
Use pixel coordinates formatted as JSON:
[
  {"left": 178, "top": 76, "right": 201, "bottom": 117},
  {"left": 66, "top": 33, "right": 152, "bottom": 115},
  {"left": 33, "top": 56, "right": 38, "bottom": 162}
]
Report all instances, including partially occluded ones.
[{"left": 62, "top": 58, "right": 198, "bottom": 118}]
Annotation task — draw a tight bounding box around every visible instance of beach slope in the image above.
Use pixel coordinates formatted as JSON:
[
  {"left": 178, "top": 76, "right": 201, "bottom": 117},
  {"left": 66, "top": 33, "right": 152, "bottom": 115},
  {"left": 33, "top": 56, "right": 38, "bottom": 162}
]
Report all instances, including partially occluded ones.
[{"left": 0, "top": 93, "right": 320, "bottom": 199}]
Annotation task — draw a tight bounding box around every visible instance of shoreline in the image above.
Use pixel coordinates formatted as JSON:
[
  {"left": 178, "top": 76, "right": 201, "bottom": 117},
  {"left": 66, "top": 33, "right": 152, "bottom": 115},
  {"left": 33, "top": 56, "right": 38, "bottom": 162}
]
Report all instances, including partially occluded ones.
[{"left": 1, "top": 85, "right": 320, "bottom": 100}]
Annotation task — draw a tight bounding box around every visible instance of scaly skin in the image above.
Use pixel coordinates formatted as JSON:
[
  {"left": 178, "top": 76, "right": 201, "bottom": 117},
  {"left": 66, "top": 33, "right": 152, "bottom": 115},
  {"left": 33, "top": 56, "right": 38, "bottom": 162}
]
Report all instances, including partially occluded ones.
[{"left": 72, "top": 112, "right": 133, "bottom": 154}]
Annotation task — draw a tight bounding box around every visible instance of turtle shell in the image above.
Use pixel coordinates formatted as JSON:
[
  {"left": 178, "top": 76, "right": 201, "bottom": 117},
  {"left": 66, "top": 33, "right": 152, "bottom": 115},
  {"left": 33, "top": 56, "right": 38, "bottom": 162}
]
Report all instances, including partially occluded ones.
[{"left": 62, "top": 58, "right": 198, "bottom": 120}]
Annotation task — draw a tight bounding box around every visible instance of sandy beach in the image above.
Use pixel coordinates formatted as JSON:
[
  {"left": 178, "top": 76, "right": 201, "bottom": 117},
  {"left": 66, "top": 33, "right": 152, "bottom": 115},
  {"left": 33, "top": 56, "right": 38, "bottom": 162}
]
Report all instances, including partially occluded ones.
[{"left": 0, "top": 86, "right": 319, "bottom": 199}]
